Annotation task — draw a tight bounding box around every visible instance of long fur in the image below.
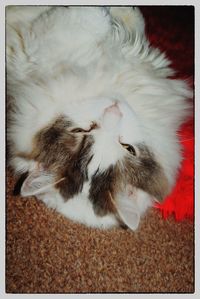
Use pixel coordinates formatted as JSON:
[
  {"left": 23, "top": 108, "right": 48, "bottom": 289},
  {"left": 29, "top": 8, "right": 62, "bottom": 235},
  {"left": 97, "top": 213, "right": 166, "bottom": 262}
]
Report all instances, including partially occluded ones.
[{"left": 6, "top": 6, "right": 192, "bottom": 230}]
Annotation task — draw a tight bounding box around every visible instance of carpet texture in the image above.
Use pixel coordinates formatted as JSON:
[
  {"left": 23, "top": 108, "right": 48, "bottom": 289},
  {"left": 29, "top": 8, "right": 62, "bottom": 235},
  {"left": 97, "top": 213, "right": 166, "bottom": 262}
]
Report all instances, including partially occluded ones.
[{"left": 6, "top": 6, "right": 194, "bottom": 293}]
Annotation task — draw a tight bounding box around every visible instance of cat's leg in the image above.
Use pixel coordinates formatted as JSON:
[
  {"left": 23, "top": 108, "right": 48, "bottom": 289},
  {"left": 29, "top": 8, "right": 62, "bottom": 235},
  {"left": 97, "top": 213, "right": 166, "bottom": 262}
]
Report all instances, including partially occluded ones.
[
  {"left": 108, "top": 6, "right": 148, "bottom": 59},
  {"left": 6, "top": 6, "right": 52, "bottom": 83},
  {"left": 6, "top": 6, "right": 51, "bottom": 26},
  {"left": 109, "top": 7, "right": 172, "bottom": 75},
  {"left": 109, "top": 7, "right": 145, "bottom": 39}
]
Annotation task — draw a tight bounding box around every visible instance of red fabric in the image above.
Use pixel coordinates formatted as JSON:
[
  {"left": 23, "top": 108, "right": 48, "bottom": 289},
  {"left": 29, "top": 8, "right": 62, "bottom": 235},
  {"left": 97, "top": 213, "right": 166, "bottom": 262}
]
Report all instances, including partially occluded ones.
[
  {"left": 140, "top": 7, "right": 194, "bottom": 221},
  {"left": 156, "top": 120, "right": 194, "bottom": 221}
]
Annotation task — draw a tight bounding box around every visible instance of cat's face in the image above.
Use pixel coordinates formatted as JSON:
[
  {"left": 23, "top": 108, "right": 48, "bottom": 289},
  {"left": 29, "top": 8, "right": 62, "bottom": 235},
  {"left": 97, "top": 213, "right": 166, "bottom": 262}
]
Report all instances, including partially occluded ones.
[{"left": 19, "top": 97, "right": 169, "bottom": 229}]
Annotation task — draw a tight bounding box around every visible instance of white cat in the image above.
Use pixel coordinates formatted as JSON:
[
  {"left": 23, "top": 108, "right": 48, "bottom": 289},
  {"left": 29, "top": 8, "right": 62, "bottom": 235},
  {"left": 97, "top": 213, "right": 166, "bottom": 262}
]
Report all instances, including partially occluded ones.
[{"left": 6, "top": 6, "right": 192, "bottom": 230}]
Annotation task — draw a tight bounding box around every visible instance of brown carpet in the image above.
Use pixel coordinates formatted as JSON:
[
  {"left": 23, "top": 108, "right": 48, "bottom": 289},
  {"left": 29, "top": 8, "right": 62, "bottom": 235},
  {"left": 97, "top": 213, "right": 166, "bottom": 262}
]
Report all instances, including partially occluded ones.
[
  {"left": 6, "top": 6, "right": 194, "bottom": 294},
  {"left": 6, "top": 169, "right": 194, "bottom": 293}
]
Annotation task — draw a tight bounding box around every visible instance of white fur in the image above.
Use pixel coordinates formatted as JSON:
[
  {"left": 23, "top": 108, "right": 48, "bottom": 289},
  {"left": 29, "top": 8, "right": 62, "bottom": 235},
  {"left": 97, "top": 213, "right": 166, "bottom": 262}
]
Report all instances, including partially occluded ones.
[
  {"left": 7, "top": 7, "right": 192, "bottom": 230},
  {"left": 22, "top": 174, "right": 151, "bottom": 230},
  {"left": 56, "top": 192, "right": 119, "bottom": 229}
]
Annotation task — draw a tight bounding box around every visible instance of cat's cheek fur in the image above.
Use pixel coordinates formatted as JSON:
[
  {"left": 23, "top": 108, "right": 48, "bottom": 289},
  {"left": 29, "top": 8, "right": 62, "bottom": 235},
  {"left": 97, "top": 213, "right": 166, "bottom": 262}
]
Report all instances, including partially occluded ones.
[{"left": 10, "top": 156, "right": 38, "bottom": 174}]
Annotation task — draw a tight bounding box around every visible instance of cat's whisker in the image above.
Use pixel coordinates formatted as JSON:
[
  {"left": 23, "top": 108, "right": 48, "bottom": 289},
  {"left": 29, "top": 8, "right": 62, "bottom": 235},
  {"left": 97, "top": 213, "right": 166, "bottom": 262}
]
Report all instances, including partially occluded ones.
[
  {"left": 54, "top": 177, "right": 66, "bottom": 186},
  {"left": 108, "top": 191, "right": 115, "bottom": 205}
]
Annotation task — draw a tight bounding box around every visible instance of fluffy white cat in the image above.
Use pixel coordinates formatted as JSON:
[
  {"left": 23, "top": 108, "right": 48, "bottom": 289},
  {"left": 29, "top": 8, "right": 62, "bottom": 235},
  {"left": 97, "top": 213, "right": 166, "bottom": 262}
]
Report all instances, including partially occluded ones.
[{"left": 6, "top": 6, "right": 192, "bottom": 230}]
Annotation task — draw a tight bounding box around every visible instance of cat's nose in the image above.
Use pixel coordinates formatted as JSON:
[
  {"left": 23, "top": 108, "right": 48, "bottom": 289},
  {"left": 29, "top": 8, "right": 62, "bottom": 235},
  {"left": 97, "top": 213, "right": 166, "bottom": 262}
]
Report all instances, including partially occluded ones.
[
  {"left": 104, "top": 103, "right": 123, "bottom": 117},
  {"left": 102, "top": 102, "right": 122, "bottom": 130}
]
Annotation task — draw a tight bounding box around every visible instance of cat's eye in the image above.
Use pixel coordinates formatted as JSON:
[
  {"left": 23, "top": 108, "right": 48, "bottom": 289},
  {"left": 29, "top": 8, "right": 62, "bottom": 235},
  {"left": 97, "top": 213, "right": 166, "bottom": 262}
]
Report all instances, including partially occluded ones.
[
  {"left": 71, "top": 128, "right": 87, "bottom": 133},
  {"left": 121, "top": 143, "right": 136, "bottom": 156},
  {"left": 70, "top": 122, "right": 98, "bottom": 134}
]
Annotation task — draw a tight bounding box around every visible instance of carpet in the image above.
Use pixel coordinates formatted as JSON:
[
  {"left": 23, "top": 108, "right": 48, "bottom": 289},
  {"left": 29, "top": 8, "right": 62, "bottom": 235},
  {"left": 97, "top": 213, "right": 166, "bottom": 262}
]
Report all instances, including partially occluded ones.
[{"left": 6, "top": 6, "right": 194, "bottom": 293}]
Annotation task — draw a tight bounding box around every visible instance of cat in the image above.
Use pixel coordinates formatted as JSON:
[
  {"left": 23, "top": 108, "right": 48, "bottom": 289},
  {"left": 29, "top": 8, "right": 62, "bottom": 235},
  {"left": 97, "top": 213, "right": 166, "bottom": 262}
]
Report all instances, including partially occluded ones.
[{"left": 6, "top": 6, "right": 192, "bottom": 230}]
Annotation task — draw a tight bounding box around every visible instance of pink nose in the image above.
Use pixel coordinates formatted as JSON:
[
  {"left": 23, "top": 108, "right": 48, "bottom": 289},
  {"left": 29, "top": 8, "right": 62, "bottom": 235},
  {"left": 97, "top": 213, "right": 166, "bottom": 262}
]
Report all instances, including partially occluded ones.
[
  {"left": 102, "top": 102, "right": 122, "bottom": 130},
  {"left": 104, "top": 103, "right": 122, "bottom": 117}
]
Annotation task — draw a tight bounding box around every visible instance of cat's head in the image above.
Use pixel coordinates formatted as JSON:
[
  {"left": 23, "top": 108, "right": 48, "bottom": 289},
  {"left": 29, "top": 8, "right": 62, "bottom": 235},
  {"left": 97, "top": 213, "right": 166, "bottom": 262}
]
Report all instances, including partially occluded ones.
[{"left": 16, "top": 97, "right": 170, "bottom": 230}]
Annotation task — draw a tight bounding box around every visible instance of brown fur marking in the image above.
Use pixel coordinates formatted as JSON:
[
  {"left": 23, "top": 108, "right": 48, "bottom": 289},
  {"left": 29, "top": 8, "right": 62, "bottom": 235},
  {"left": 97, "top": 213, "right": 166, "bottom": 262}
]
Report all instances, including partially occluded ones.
[
  {"left": 89, "top": 166, "right": 120, "bottom": 216},
  {"left": 123, "top": 144, "right": 169, "bottom": 201},
  {"left": 20, "top": 116, "right": 94, "bottom": 201}
]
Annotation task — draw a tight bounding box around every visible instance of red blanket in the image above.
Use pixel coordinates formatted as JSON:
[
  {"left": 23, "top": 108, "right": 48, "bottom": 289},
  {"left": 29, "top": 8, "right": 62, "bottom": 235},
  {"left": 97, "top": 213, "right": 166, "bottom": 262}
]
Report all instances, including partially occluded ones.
[{"left": 140, "top": 6, "right": 194, "bottom": 221}]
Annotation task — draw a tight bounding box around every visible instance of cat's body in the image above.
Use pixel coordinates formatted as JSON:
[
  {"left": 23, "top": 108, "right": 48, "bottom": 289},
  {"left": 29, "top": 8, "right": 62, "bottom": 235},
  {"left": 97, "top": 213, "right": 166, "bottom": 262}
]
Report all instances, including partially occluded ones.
[{"left": 6, "top": 6, "right": 192, "bottom": 230}]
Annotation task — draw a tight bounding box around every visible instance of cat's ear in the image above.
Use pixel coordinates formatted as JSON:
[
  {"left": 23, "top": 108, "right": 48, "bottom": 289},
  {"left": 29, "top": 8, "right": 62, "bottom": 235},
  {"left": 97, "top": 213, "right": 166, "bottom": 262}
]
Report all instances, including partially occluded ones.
[
  {"left": 113, "top": 187, "right": 152, "bottom": 231},
  {"left": 114, "top": 194, "right": 140, "bottom": 231},
  {"left": 21, "top": 168, "right": 54, "bottom": 197}
]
